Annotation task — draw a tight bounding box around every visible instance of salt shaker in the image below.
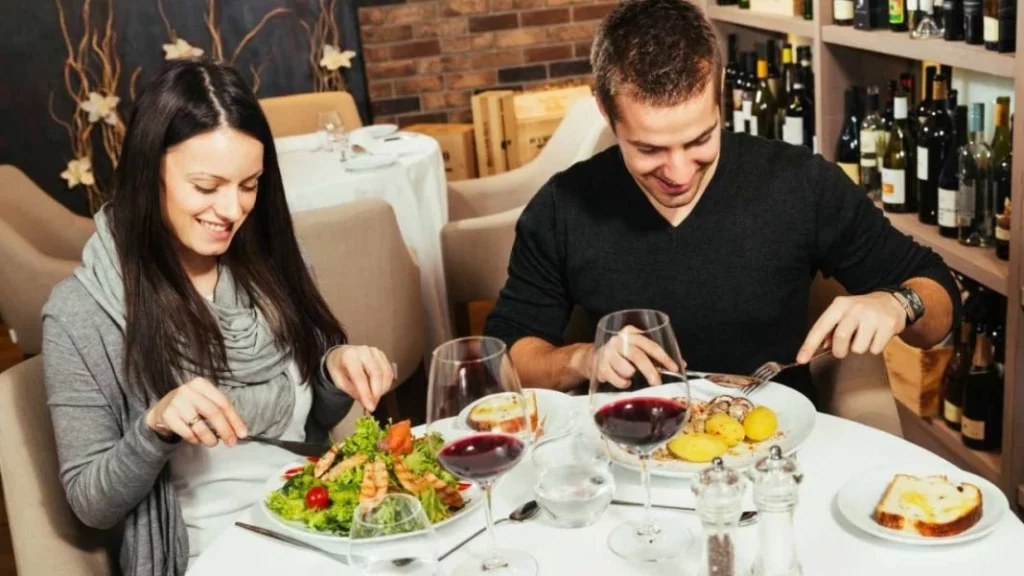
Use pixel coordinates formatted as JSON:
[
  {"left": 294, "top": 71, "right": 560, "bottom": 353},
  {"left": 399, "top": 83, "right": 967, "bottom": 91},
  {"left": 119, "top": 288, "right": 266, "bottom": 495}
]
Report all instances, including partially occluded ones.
[
  {"left": 692, "top": 457, "right": 745, "bottom": 576},
  {"left": 746, "top": 446, "right": 803, "bottom": 576}
]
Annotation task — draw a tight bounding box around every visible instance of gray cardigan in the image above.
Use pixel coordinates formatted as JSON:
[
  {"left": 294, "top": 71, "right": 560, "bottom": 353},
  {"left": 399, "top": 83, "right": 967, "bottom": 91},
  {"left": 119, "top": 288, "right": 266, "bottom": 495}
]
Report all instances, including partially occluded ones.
[{"left": 41, "top": 277, "right": 354, "bottom": 576}]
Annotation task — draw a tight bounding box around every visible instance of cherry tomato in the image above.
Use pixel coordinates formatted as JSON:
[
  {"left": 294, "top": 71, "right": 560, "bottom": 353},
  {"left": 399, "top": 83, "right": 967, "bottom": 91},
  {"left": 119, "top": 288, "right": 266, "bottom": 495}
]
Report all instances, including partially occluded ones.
[{"left": 305, "top": 485, "right": 330, "bottom": 511}]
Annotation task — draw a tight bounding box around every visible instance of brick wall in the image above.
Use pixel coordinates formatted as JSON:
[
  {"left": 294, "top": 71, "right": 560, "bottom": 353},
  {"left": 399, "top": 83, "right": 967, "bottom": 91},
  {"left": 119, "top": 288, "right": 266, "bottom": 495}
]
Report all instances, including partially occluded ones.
[{"left": 357, "top": 0, "right": 616, "bottom": 126}]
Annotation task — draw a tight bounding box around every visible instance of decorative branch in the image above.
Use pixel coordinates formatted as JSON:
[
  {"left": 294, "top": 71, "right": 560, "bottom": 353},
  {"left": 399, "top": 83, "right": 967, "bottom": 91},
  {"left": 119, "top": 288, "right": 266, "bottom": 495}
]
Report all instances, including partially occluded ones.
[{"left": 301, "top": 0, "right": 354, "bottom": 93}]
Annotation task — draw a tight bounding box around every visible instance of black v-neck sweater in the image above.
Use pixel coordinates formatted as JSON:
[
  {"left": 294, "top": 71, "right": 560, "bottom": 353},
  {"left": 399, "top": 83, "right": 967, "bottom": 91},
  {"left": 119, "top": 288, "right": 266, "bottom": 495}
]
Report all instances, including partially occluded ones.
[{"left": 484, "top": 131, "right": 960, "bottom": 403}]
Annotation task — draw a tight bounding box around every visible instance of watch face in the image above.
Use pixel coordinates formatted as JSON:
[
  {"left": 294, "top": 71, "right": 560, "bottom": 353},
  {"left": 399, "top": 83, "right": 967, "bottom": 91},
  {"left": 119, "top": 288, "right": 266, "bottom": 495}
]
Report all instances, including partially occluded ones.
[{"left": 900, "top": 288, "right": 925, "bottom": 323}]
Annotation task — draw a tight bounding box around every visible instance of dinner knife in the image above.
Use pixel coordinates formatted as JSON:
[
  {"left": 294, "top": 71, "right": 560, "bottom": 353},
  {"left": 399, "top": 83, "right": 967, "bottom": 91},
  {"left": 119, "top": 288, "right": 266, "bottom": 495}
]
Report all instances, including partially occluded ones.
[
  {"left": 235, "top": 522, "right": 348, "bottom": 565},
  {"left": 240, "top": 436, "right": 331, "bottom": 458}
]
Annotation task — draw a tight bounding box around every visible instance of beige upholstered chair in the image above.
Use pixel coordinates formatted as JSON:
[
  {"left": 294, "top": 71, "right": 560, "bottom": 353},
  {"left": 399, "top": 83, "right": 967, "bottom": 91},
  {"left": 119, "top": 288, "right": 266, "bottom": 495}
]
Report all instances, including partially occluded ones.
[
  {"left": 448, "top": 96, "right": 615, "bottom": 222},
  {"left": 0, "top": 165, "right": 95, "bottom": 262},
  {"left": 259, "top": 92, "right": 363, "bottom": 139},
  {"left": 0, "top": 357, "right": 115, "bottom": 576},
  {"left": 293, "top": 199, "right": 427, "bottom": 432}
]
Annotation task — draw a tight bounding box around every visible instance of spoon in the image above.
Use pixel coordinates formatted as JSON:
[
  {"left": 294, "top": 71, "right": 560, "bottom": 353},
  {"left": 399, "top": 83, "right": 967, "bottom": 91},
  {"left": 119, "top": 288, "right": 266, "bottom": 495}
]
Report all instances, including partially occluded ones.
[{"left": 439, "top": 500, "right": 540, "bottom": 561}]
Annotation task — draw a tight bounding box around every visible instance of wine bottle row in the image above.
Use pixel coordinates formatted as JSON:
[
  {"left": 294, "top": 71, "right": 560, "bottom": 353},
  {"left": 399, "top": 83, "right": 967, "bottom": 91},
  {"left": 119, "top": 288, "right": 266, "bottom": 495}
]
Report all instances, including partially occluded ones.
[
  {"left": 723, "top": 36, "right": 817, "bottom": 152},
  {"left": 834, "top": 66, "right": 1012, "bottom": 261},
  {"left": 940, "top": 275, "right": 1006, "bottom": 452},
  {"left": 716, "top": 0, "right": 814, "bottom": 20},
  {"left": 833, "top": 0, "right": 1016, "bottom": 53}
]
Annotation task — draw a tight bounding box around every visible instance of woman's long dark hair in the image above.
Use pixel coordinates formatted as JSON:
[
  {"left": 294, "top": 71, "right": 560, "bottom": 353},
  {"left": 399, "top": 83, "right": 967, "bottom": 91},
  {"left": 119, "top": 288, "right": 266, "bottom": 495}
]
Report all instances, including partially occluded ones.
[{"left": 110, "top": 59, "right": 346, "bottom": 397}]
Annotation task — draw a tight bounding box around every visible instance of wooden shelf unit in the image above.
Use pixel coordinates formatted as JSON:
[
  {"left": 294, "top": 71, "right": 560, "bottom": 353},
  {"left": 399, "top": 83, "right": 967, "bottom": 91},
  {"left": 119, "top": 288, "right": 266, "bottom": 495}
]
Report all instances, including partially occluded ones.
[{"left": 702, "top": 0, "right": 1024, "bottom": 512}]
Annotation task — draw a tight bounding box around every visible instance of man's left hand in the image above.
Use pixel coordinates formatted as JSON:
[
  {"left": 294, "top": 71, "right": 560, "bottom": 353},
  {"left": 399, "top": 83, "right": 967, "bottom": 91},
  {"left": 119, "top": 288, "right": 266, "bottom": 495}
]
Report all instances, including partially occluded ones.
[{"left": 798, "top": 292, "right": 907, "bottom": 363}]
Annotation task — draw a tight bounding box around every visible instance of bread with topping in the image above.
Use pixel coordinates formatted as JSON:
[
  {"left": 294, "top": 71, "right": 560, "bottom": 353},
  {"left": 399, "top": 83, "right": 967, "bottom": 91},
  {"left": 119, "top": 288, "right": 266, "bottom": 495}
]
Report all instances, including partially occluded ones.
[{"left": 874, "top": 474, "right": 983, "bottom": 537}]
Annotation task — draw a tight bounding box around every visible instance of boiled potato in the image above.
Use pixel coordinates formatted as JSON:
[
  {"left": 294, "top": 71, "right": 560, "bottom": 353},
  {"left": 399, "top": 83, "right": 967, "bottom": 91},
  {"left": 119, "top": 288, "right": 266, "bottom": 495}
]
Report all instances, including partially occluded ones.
[
  {"left": 668, "top": 433, "right": 729, "bottom": 463},
  {"left": 705, "top": 413, "right": 745, "bottom": 447},
  {"left": 744, "top": 406, "right": 778, "bottom": 442}
]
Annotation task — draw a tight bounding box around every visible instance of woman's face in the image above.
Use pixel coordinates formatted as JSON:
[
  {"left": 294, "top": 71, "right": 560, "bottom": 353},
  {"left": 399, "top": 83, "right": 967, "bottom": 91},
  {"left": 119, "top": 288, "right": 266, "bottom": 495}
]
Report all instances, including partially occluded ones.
[{"left": 160, "top": 126, "right": 263, "bottom": 267}]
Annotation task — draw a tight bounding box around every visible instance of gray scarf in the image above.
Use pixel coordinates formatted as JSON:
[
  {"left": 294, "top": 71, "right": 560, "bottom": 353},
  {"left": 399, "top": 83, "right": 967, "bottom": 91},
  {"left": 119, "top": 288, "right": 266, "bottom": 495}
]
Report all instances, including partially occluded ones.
[{"left": 75, "top": 207, "right": 295, "bottom": 437}]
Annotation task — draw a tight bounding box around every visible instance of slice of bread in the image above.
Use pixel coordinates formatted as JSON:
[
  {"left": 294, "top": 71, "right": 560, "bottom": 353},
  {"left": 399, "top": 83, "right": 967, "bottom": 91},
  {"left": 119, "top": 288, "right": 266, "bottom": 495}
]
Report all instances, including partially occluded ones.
[
  {"left": 874, "top": 474, "right": 983, "bottom": 537},
  {"left": 467, "top": 391, "right": 538, "bottom": 434}
]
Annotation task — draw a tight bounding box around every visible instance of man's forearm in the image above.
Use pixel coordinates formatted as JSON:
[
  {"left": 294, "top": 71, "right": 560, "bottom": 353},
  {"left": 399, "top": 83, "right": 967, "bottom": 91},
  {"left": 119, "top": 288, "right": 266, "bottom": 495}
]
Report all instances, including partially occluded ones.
[
  {"left": 509, "top": 337, "right": 594, "bottom": 392},
  {"left": 899, "top": 277, "right": 954, "bottom": 349}
]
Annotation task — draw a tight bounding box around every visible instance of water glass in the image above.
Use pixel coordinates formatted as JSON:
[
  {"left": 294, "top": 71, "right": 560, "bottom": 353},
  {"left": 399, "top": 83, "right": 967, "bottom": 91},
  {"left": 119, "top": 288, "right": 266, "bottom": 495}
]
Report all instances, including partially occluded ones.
[
  {"left": 348, "top": 493, "right": 440, "bottom": 576},
  {"left": 532, "top": 430, "right": 614, "bottom": 528},
  {"left": 317, "top": 111, "right": 344, "bottom": 153}
]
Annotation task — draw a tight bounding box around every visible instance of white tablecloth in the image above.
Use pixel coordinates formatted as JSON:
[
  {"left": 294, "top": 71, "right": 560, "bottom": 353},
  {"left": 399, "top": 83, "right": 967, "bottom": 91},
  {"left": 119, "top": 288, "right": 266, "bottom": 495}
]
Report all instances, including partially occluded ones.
[
  {"left": 276, "top": 132, "right": 452, "bottom": 350},
  {"left": 190, "top": 407, "right": 1023, "bottom": 575}
]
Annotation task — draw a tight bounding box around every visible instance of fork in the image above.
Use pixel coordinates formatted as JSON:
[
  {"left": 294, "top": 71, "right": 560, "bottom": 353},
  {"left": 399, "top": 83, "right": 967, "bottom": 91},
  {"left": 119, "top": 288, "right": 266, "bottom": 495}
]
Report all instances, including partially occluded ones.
[{"left": 744, "top": 345, "right": 833, "bottom": 395}]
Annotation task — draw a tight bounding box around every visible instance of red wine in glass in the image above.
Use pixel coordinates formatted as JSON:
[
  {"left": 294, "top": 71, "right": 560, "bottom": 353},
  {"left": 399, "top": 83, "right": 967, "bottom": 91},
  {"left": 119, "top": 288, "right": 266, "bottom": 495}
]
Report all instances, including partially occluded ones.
[
  {"left": 593, "top": 397, "right": 689, "bottom": 454},
  {"left": 438, "top": 433, "right": 526, "bottom": 482}
]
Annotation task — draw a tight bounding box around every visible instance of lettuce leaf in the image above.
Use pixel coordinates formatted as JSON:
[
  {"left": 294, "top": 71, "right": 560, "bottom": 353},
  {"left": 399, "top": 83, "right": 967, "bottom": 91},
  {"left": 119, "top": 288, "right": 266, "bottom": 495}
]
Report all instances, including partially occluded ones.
[
  {"left": 405, "top": 433, "right": 456, "bottom": 485},
  {"left": 418, "top": 486, "right": 452, "bottom": 524},
  {"left": 339, "top": 416, "right": 385, "bottom": 460}
]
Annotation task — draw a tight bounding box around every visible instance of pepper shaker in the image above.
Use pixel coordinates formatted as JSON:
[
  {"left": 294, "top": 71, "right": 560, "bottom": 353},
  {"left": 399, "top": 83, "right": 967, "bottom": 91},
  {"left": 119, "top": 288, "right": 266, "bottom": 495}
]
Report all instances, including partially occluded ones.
[
  {"left": 746, "top": 446, "right": 803, "bottom": 576},
  {"left": 692, "top": 457, "right": 746, "bottom": 576}
]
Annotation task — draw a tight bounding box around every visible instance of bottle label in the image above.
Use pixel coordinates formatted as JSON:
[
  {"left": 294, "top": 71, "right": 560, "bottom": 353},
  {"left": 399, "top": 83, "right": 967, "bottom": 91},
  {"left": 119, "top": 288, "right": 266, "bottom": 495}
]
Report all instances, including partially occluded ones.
[
  {"left": 961, "top": 417, "right": 985, "bottom": 441},
  {"left": 958, "top": 183, "right": 976, "bottom": 225},
  {"left": 783, "top": 117, "right": 804, "bottom": 146},
  {"left": 996, "top": 224, "right": 1010, "bottom": 240},
  {"left": 917, "top": 146, "right": 929, "bottom": 180},
  {"left": 944, "top": 400, "right": 962, "bottom": 423},
  {"left": 838, "top": 162, "right": 861, "bottom": 184},
  {"left": 908, "top": 0, "right": 919, "bottom": 10},
  {"left": 835, "top": 0, "right": 855, "bottom": 19},
  {"left": 984, "top": 16, "right": 1000, "bottom": 42},
  {"left": 749, "top": 119, "right": 759, "bottom": 137},
  {"left": 918, "top": 0, "right": 931, "bottom": 11},
  {"left": 861, "top": 129, "right": 878, "bottom": 154},
  {"left": 813, "top": 135, "right": 818, "bottom": 155},
  {"left": 938, "top": 187, "right": 958, "bottom": 226},
  {"left": 733, "top": 88, "right": 743, "bottom": 111},
  {"left": 861, "top": 157, "right": 877, "bottom": 168},
  {"left": 890, "top": 0, "right": 906, "bottom": 23},
  {"left": 733, "top": 109, "right": 746, "bottom": 133},
  {"left": 882, "top": 168, "right": 906, "bottom": 203}
]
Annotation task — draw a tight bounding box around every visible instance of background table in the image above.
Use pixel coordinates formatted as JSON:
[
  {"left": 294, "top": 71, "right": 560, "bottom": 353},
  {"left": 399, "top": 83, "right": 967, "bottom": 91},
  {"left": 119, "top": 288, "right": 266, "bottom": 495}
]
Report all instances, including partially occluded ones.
[
  {"left": 276, "top": 132, "right": 452, "bottom": 350},
  {"left": 190, "top": 410, "right": 1023, "bottom": 575}
]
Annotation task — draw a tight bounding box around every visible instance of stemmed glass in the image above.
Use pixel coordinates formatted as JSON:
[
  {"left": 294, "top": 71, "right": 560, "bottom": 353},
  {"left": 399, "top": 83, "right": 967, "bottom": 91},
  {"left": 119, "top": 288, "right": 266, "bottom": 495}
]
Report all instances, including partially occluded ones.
[
  {"left": 589, "top": 309, "right": 692, "bottom": 562},
  {"left": 317, "top": 111, "right": 344, "bottom": 153},
  {"left": 426, "top": 336, "right": 537, "bottom": 576},
  {"left": 348, "top": 493, "right": 440, "bottom": 575}
]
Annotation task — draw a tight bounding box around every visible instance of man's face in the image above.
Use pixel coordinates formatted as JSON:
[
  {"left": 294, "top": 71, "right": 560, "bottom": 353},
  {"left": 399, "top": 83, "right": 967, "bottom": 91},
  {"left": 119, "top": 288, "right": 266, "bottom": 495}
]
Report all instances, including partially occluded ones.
[{"left": 605, "top": 82, "right": 721, "bottom": 223}]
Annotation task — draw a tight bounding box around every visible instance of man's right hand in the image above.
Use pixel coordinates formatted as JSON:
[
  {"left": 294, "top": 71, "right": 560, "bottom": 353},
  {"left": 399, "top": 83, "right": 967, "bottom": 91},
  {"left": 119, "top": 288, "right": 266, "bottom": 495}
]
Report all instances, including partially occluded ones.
[
  {"left": 586, "top": 326, "right": 682, "bottom": 389},
  {"left": 145, "top": 377, "right": 248, "bottom": 447}
]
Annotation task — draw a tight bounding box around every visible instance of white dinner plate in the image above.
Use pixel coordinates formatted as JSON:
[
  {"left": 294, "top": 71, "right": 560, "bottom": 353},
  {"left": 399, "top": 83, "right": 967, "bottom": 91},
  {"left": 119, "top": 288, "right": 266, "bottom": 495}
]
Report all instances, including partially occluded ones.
[
  {"left": 605, "top": 376, "right": 816, "bottom": 478},
  {"left": 344, "top": 154, "right": 398, "bottom": 172},
  {"left": 350, "top": 124, "right": 399, "bottom": 141},
  {"left": 261, "top": 462, "right": 484, "bottom": 544},
  {"left": 453, "top": 388, "right": 577, "bottom": 441},
  {"left": 835, "top": 463, "right": 1007, "bottom": 546}
]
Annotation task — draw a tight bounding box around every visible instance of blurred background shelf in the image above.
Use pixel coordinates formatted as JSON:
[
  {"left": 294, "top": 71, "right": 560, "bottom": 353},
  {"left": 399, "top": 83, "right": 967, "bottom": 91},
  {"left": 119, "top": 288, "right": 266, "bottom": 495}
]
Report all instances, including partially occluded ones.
[
  {"left": 707, "top": 5, "right": 816, "bottom": 37},
  {"left": 896, "top": 403, "right": 1002, "bottom": 485}
]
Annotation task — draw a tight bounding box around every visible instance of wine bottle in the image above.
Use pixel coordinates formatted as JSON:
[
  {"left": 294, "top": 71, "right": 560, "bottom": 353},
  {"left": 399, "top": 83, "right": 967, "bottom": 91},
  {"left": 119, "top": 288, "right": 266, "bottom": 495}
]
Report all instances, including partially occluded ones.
[
  {"left": 944, "top": 0, "right": 966, "bottom": 40},
  {"left": 994, "top": 151, "right": 1012, "bottom": 260},
  {"left": 861, "top": 87, "right": 884, "bottom": 200},
  {"left": 797, "top": 46, "right": 816, "bottom": 152},
  {"left": 899, "top": 73, "right": 919, "bottom": 138},
  {"left": 938, "top": 105, "right": 967, "bottom": 237},
  {"left": 961, "top": 324, "right": 1000, "bottom": 451},
  {"left": 753, "top": 58, "right": 778, "bottom": 139},
  {"left": 916, "top": 67, "right": 937, "bottom": 129},
  {"left": 991, "top": 96, "right": 1011, "bottom": 165},
  {"left": 959, "top": 103, "right": 994, "bottom": 246},
  {"left": 916, "top": 74, "right": 952, "bottom": 225},
  {"left": 997, "top": 0, "right": 1016, "bottom": 52},
  {"left": 766, "top": 39, "right": 782, "bottom": 104},
  {"left": 837, "top": 86, "right": 861, "bottom": 184},
  {"left": 739, "top": 0, "right": 750, "bottom": 9},
  {"left": 984, "top": 0, "right": 1000, "bottom": 49},
  {"left": 804, "top": 0, "right": 814, "bottom": 19},
  {"left": 883, "top": 93, "right": 916, "bottom": 213},
  {"left": 965, "top": 0, "right": 984, "bottom": 43},
  {"left": 912, "top": 0, "right": 944, "bottom": 38},
  {"left": 724, "top": 35, "right": 739, "bottom": 132},
  {"left": 941, "top": 321, "right": 974, "bottom": 431},
  {"left": 883, "top": 79, "right": 897, "bottom": 131},
  {"left": 783, "top": 72, "right": 807, "bottom": 148},
  {"left": 835, "top": 0, "right": 855, "bottom": 24},
  {"left": 891, "top": 0, "right": 910, "bottom": 31},
  {"left": 782, "top": 44, "right": 795, "bottom": 98}
]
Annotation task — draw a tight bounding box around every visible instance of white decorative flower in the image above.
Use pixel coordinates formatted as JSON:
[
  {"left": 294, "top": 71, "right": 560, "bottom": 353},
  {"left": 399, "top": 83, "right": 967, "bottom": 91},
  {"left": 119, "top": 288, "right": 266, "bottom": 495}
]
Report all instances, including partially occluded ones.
[
  {"left": 163, "top": 38, "right": 205, "bottom": 60},
  {"left": 320, "top": 45, "right": 356, "bottom": 71},
  {"left": 80, "top": 92, "right": 121, "bottom": 125},
  {"left": 60, "top": 157, "right": 95, "bottom": 188}
]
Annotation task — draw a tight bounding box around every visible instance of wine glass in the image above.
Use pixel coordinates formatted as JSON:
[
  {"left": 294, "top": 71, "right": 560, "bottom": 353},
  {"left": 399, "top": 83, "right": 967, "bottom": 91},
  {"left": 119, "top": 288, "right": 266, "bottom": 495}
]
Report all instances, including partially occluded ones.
[
  {"left": 589, "top": 309, "right": 692, "bottom": 562},
  {"left": 317, "top": 111, "right": 344, "bottom": 153},
  {"left": 348, "top": 493, "right": 440, "bottom": 575},
  {"left": 426, "top": 336, "right": 537, "bottom": 576}
]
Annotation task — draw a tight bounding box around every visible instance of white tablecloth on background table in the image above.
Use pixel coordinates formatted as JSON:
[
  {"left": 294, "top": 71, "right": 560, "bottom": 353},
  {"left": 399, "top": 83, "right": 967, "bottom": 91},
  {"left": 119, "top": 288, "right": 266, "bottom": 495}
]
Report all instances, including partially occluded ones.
[
  {"left": 190, "top": 402, "right": 1023, "bottom": 576},
  {"left": 276, "top": 132, "right": 452, "bottom": 350}
]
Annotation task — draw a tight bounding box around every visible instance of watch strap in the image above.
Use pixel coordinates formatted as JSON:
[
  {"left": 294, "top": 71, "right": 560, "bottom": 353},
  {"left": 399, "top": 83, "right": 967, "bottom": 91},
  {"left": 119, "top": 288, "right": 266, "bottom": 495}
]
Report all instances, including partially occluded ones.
[{"left": 878, "top": 286, "right": 924, "bottom": 325}]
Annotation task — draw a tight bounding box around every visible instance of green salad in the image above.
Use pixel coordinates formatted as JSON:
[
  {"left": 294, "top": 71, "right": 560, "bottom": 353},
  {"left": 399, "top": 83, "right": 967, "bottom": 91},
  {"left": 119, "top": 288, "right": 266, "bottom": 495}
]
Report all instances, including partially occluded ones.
[{"left": 265, "top": 416, "right": 463, "bottom": 536}]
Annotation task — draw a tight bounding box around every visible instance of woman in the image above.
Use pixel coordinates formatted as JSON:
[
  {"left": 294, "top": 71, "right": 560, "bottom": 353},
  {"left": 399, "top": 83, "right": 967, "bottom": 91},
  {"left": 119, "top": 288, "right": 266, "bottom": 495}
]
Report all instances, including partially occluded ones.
[{"left": 42, "top": 59, "right": 393, "bottom": 575}]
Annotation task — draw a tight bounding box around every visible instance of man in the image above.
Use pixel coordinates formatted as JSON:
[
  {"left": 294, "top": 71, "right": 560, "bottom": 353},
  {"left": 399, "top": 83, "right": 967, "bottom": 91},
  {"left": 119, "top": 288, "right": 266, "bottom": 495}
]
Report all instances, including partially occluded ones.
[{"left": 483, "top": 0, "right": 959, "bottom": 404}]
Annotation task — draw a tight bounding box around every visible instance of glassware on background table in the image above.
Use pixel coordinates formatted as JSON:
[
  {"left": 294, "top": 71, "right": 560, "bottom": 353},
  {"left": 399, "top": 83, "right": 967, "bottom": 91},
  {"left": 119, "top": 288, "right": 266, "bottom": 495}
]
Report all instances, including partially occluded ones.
[
  {"left": 426, "top": 336, "right": 537, "bottom": 576},
  {"left": 747, "top": 445, "right": 803, "bottom": 576},
  {"left": 588, "top": 309, "right": 692, "bottom": 562},
  {"left": 317, "top": 111, "right": 344, "bottom": 153},
  {"left": 532, "top": 429, "right": 614, "bottom": 528},
  {"left": 348, "top": 493, "right": 440, "bottom": 576},
  {"left": 692, "top": 457, "right": 746, "bottom": 576}
]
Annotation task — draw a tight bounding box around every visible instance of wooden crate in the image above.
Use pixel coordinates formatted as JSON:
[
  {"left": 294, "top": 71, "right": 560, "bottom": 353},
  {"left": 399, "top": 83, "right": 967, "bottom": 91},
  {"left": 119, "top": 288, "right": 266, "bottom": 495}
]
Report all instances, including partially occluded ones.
[
  {"left": 403, "top": 123, "right": 478, "bottom": 181},
  {"left": 749, "top": 0, "right": 802, "bottom": 17},
  {"left": 471, "top": 90, "right": 513, "bottom": 177},
  {"left": 500, "top": 85, "right": 592, "bottom": 169},
  {"left": 883, "top": 336, "right": 954, "bottom": 418}
]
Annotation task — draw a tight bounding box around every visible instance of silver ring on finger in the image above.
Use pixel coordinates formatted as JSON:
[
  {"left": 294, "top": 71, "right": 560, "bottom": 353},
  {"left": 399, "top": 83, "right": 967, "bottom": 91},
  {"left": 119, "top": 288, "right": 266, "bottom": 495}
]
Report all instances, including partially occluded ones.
[{"left": 187, "top": 415, "right": 203, "bottom": 428}]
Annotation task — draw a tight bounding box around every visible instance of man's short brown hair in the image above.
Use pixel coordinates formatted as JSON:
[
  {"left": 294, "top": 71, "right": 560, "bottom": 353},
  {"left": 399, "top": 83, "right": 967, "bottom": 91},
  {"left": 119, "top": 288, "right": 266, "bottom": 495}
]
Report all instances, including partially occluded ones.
[{"left": 591, "top": 0, "right": 722, "bottom": 123}]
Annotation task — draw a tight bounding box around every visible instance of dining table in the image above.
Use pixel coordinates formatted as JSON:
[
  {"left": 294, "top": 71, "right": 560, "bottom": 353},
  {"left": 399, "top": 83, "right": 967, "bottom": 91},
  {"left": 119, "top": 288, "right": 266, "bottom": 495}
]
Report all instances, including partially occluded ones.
[
  {"left": 275, "top": 130, "right": 452, "bottom": 350},
  {"left": 190, "top": 394, "right": 1024, "bottom": 575}
]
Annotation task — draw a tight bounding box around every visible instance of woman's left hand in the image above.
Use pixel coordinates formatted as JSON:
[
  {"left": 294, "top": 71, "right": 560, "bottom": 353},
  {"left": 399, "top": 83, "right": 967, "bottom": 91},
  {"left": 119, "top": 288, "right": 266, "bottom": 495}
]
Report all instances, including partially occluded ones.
[{"left": 325, "top": 345, "right": 395, "bottom": 412}]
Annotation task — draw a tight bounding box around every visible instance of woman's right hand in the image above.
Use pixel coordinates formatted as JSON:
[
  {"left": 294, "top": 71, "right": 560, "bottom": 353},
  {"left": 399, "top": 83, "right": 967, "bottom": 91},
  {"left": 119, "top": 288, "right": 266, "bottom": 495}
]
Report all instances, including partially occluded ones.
[{"left": 145, "top": 377, "right": 248, "bottom": 447}]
